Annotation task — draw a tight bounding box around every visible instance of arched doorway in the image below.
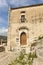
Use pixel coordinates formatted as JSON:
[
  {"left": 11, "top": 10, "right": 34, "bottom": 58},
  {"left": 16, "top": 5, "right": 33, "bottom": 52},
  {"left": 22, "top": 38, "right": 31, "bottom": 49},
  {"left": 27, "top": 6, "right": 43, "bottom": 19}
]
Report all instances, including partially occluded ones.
[{"left": 20, "top": 32, "right": 27, "bottom": 45}]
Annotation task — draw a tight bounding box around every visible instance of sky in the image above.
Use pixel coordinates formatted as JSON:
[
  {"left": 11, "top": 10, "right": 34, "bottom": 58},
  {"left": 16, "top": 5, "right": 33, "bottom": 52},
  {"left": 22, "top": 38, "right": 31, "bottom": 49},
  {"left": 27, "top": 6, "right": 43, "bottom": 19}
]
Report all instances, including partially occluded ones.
[{"left": 0, "top": 0, "right": 43, "bottom": 36}]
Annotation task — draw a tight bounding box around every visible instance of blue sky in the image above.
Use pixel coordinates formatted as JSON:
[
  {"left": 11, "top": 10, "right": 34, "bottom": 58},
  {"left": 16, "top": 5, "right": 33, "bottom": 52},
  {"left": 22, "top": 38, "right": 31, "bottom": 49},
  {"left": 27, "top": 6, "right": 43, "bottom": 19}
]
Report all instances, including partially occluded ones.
[{"left": 0, "top": 0, "right": 43, "bottom": 36}]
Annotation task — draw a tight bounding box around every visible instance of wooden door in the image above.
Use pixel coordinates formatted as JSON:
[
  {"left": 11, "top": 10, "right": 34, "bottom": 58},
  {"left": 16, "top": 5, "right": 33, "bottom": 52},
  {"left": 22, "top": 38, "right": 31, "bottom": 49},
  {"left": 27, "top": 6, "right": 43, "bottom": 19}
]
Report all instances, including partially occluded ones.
[{"left": 20, "top": 32, "right": 27, "bottom": 45}]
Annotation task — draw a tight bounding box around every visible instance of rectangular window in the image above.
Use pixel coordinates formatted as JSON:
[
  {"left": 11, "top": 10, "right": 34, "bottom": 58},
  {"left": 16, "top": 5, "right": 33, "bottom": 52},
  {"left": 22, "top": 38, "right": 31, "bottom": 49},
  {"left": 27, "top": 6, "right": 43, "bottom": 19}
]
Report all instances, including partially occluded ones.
[{"left": 21, "top": 15, "right": 25, "bottom": 23}]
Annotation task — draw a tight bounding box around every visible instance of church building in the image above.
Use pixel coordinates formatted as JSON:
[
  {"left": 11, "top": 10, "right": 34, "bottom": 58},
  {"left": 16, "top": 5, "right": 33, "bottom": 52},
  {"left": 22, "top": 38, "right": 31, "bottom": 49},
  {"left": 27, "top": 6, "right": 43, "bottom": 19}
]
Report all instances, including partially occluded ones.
[{"left": 7, "top": 4, "right": 43, "bottom": 53}]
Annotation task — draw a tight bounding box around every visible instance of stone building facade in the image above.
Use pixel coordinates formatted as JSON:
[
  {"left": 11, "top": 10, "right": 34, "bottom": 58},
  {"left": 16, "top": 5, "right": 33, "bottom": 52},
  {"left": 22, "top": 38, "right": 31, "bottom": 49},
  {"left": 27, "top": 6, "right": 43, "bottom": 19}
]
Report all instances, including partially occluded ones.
[{"left": 7, "top": 4, "right": 43, "bottom": 52}]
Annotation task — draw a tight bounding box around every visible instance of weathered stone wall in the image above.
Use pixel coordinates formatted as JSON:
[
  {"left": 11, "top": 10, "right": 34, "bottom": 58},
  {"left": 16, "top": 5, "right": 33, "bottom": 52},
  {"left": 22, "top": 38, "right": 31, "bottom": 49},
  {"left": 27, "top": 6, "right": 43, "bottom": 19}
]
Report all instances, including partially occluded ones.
[{"left": 7, "top": 5, "right": 43, "bottom": 51}]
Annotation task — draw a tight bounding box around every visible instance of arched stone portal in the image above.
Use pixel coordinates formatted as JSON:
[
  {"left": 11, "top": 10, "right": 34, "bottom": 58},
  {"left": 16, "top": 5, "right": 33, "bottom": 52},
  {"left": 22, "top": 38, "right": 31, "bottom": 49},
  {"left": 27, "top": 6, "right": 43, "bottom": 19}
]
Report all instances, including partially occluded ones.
[{"left": 20, "top": 32, "right": 27, "bottom": 45}]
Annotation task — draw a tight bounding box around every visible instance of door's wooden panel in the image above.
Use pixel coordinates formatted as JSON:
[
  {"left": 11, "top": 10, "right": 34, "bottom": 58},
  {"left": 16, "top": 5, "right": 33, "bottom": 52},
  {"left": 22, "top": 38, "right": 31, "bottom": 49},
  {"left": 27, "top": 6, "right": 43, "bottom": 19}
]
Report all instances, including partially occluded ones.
[{"left": 20, "top": 32, "right": 27, "bottom": 45}]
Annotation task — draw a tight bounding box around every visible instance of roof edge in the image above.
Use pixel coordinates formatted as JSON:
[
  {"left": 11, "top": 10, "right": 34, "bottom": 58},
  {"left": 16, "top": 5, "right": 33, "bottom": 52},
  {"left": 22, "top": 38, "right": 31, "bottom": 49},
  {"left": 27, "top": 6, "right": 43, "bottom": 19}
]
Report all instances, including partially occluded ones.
[{"left": 10, "top": 3, "right": 43, "bottom": 10}]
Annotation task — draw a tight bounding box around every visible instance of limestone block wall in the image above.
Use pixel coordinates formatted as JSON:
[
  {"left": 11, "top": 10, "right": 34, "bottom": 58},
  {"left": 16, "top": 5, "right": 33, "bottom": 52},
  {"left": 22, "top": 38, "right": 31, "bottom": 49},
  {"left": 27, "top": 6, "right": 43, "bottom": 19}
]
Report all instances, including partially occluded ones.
[{"left": 7, "top": 4, "right": 43, "bottom": 50}]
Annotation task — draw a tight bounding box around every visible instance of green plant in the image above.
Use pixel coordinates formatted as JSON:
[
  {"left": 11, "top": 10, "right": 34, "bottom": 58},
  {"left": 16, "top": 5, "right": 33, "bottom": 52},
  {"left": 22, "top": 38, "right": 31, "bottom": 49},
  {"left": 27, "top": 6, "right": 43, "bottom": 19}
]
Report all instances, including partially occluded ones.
[
  {"left": 8, "top": 51, "right": 37, "bottom": 65},
  {"left": 8, "top": 64, "right": 12, "bottom": 65},
  {"left": 19, "top": 52, "right": 24, "bottom": 60}
]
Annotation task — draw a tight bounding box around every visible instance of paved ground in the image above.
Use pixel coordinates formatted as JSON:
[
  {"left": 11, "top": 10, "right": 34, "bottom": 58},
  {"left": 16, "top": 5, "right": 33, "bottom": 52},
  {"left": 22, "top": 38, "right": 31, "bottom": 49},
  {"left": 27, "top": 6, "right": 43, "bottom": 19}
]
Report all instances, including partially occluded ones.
[
  {"left": 0, "top": 51, "right": 19, "bottom": 65},
  {"left": 0, "top": 50, "right": 43, "bottom": 65},
  {"left": 33, "top": 58, "right": 43, "bottom": 65}
]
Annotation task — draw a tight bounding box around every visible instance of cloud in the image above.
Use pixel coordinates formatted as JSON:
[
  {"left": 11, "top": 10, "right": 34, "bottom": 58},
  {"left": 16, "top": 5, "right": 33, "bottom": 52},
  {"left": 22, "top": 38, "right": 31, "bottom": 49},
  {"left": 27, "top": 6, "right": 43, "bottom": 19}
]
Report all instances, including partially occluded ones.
[
  {"left": 0, "top": 27, "right": 8, "bottom": 36},
  {"left": 0, "top": 0, "right": 8, "bottom": 7},
  {"left": 0, "top": 27, "right": 8, "bottom": 33}
]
